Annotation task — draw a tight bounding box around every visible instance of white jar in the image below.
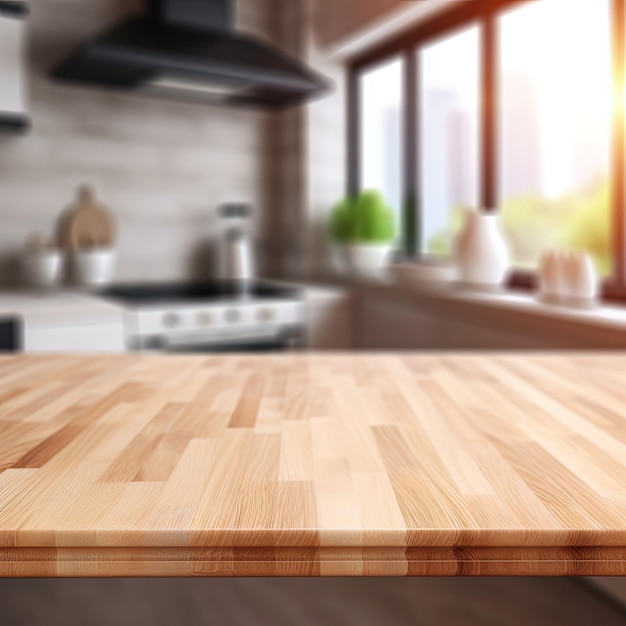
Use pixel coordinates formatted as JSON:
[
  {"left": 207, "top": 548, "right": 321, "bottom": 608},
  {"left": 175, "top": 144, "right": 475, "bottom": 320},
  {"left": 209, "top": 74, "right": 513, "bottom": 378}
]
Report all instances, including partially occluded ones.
[
  {"left": 22, "top": 249, "right": 62, "bottom": 288},
  {"left": 73, "top": 248, "right": 115, "bottom": 286},
  {"left": 454, "top": 209, "right": 509, "bottom": 287}
]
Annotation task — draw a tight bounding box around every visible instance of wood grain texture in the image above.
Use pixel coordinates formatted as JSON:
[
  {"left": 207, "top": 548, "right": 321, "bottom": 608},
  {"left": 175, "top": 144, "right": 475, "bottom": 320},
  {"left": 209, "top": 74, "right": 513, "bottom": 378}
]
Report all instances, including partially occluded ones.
[{"left": 1, "top": 353, "right": 626, "bottom": 577}]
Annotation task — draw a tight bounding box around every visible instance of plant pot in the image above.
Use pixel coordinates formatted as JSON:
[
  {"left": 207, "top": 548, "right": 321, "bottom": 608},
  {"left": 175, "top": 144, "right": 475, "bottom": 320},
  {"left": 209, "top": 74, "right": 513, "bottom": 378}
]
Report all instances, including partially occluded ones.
[
  {"left": 74, "top": 248, "right": 115, "bottom": 286},
  {"left": 454, "top": 209, "right": 509, "bottom": 288},
  {"left": 344, "top": 243, "right": 392, "bottom": 277},
  {"left": 22, "top": 250, "right": 62, "bottom": 288},
  {"left": 330, "top": 244, "right": 349, "bottom": 274}
]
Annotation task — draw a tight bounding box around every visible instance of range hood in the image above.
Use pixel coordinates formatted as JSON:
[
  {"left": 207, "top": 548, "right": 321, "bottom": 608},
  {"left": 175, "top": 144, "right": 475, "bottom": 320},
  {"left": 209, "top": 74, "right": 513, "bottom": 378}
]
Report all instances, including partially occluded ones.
[{"left": 52, "top": 0, "right": 331, "bottom": 108}]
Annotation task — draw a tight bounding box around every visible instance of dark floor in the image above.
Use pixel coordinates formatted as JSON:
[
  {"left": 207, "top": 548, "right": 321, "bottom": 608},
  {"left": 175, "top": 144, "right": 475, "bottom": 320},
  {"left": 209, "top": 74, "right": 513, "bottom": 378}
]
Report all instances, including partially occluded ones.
[{"left": 0, "top": 578, "right": 624, "bottom": 626}]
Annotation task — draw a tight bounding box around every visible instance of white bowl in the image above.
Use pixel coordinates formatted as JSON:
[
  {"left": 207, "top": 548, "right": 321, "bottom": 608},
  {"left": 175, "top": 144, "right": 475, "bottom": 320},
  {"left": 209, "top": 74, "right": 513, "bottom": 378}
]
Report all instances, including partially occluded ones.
[
  {"left": 22, "top": 250, "right": 62, "bottom": 288},
  {"left": 74, "top": 248, "right": 115, "bottom": 286}
]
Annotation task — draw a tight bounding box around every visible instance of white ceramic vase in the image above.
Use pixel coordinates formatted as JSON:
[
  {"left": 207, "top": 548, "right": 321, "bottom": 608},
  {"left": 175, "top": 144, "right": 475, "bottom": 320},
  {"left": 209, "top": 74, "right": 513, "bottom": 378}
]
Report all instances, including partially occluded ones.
[{"left": 454, "top": 209, "right": 509, "bottom": 288}]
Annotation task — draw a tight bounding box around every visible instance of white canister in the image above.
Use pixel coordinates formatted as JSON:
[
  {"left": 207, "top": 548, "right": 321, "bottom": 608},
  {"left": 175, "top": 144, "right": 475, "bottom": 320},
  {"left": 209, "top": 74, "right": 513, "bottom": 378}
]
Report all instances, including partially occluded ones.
[
  {"left": 222, "top": 232, "right": 254, "bottom": 282},
  {"left": 22, "top": 249, "right": 62, "bottom": 288},
  {"left": 540, "top": 251, "right": 567, "bottom": 300},
  {"left": 74, "top": 248, "right": 115, "bottom": 286},
  {"left": 571, "top": 252, "right": 599, "bottom": 301},
  {"left": 454, "top": 209, "right": 509, "bottom": 287},
  {"left": 539, "top": 250, "right": 599, "bottom": 305}
]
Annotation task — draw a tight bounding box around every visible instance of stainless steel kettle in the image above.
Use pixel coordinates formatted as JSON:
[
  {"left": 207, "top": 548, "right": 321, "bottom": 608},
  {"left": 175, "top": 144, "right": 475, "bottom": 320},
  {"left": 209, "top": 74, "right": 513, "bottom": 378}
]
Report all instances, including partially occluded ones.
[{"left": 219, "top": 203, "right": 255, "bottom": 282}]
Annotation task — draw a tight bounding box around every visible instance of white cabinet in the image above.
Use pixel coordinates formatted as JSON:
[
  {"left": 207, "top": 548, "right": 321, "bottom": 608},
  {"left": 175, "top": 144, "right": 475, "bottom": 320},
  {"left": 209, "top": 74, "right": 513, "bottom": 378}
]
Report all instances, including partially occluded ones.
[
  {"left": 0, "top": 291, "right": 126, "bottom": 353},
  {"left": 24, "top": 322, "right": 125, "bottom": 353},
  {"left": 0, "top": 2, "right": 29, "bottom": 132},
  {"left": 303, "top": 287, "right": 355, "bottom": 349}
]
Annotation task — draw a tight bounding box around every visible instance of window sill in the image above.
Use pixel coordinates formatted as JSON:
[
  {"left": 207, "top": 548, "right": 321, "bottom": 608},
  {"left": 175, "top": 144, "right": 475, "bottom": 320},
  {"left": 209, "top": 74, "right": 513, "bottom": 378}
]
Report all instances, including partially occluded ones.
[
  {"left": 272, "top": 269, "right": 626, "bottom": 336},
  {"left": 369, "top": 278, "right": 626, "bottom": 335}
]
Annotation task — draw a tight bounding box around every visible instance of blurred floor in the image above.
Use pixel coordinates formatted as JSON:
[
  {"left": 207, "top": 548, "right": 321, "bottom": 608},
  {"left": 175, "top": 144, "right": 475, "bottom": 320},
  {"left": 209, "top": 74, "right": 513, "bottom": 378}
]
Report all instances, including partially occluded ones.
[{"left": 0, "top": 577, "right": 624, "bottom": 626}]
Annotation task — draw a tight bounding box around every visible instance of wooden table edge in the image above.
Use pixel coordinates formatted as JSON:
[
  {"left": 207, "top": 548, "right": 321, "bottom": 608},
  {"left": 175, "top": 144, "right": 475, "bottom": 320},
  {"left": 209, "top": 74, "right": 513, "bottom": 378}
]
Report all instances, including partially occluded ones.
[{"left": 2, "top": 546, "right": 626, "bottom": 577}]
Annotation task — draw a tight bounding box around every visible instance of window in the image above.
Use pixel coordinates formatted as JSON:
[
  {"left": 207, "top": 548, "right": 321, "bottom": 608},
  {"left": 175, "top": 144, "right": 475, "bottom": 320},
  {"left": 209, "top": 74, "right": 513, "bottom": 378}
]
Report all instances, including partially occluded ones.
[
  {"left": 420, "top": 25, "right": 481, "bottom": 255},
  {"left": 350, "top": 0, "right": 626, "bottom": 298},
  {"left": 499, "top": 0, "right": 613, "bottom": 275},
  {"left": 358, "top": 56, "right": 404, "bottom": 233}
]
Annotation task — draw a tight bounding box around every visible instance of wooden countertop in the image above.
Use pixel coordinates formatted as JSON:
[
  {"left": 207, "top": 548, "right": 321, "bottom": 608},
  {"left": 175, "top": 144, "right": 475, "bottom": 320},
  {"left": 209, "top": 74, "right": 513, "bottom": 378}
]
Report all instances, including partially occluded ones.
[{"left": 1, "top": 353, "right": 626, "bottom": 577}]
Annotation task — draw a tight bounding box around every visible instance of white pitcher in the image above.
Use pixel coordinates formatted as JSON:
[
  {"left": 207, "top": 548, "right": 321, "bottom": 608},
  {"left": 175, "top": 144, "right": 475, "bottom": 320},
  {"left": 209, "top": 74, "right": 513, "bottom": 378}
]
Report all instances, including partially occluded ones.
[{"left": 454, "top": 208, "right": 509, "bottom": 287}]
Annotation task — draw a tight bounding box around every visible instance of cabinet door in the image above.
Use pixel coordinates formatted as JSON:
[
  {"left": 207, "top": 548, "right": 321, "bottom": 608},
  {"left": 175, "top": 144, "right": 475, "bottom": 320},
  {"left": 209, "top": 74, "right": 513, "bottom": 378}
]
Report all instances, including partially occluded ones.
[
  {"left": 304, "top": 288, "right": 355, "bottom": 349},
  {"left": 437, "top": 317, "right": 545, "bottom": 350},
  {"left": 358, "top": 295, "right": 440, "bottom": 350}
]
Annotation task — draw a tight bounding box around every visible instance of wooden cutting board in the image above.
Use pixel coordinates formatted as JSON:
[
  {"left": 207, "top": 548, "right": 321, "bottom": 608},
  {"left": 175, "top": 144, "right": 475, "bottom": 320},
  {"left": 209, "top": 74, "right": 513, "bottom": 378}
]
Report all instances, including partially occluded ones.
[{"left": 58, "top": 186, "right": 116, "bottom": 249}]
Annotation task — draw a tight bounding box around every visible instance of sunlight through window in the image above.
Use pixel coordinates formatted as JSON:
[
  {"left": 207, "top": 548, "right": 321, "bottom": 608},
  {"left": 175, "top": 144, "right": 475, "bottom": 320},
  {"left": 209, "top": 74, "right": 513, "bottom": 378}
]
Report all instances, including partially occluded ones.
[{"left": 498, "top": 0, "right": 613, "bottom": 275}]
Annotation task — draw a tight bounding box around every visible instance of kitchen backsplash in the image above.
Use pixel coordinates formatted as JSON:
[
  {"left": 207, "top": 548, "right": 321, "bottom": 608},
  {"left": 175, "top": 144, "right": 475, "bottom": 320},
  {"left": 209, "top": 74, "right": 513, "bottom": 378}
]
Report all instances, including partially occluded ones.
[{"left": 0, "top": 0, "right": 289, "bottom": 284}]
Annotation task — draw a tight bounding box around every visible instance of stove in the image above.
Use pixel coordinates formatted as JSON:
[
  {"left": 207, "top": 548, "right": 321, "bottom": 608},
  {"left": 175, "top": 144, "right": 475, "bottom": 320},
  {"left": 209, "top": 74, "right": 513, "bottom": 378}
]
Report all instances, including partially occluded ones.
[{"left": 100, "top": 280, "right": 304, "bottom": 352}]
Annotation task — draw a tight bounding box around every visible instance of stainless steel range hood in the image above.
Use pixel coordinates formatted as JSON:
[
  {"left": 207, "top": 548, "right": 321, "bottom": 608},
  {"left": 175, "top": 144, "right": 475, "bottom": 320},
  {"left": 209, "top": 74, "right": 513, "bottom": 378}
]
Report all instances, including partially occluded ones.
[{"left": 52, "top": 0, "right": 331, "bottom": 108}]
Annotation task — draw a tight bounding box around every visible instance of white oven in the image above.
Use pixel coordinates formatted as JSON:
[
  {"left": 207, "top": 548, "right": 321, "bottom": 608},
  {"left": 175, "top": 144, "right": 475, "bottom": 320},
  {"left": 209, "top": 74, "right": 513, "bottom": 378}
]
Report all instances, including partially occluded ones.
[{"left": 100, "top": 281, "right": 305, "bottom": 353}]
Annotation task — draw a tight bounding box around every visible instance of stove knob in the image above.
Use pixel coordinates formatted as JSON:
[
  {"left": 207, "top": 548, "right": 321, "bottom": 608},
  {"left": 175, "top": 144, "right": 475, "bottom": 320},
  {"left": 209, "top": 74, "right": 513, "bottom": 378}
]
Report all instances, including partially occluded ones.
[
  {"left": 162, "top": 312, "right": 181, "bottom": 328},
  {"left": 224, "top": 309, "right": 241, "bottom": 323},
  {"left": 256, "top": 307, "right": 275, "bottom": 322},
  {"left": 196, "top": 311, "right": 214, "bottom": 327}
]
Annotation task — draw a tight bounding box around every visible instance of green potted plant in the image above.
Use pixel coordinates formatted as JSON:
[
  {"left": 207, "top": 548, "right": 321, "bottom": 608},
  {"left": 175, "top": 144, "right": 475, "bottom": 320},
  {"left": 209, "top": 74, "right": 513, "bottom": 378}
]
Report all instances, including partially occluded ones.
[{"left": 329, "top": 190, "right": 396, "bottom": 276}]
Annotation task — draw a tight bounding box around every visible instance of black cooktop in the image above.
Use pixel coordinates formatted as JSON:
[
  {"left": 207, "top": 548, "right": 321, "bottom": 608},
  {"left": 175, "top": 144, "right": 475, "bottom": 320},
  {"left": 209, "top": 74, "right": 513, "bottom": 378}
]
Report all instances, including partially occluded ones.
[{"left": 99, "top": 280, "right": 301, "bottom": 306}]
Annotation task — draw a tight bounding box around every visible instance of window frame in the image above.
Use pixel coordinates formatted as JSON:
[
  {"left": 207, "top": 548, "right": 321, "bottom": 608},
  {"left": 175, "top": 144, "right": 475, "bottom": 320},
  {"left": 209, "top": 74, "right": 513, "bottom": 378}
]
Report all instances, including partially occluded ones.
[{"left": 348, "top": 0, "right": 626, "bottom": 300}]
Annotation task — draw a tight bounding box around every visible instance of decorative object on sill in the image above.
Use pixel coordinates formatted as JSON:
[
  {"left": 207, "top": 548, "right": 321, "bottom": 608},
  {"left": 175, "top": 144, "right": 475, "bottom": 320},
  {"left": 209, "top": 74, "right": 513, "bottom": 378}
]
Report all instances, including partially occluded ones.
[
  {"left": 21, "top": 233, "right": 62, "bottom": 288},
  {"left": 453, "top": 208, "right": 509, "bottom": 290},
  {"left": 58, "top": 185, "right": 117, "bottom": 286},
  {"left": 328, "top": 189, "right": 396, "bottom": 278},
  {"left": 389, "top": 260, "right": 457, "bottom": 289},
  {"left": 538, "top": 250, "right": 598, "bottom": 309},
  {"left": 0, "top": 2, "right": 30, "bottom": 134}
]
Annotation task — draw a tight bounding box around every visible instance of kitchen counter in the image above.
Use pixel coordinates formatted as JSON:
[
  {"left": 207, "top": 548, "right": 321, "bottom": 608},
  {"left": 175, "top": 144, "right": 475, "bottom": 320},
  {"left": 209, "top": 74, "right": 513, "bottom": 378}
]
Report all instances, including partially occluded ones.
[
  {"left": 0, "top": 289, "right": 126, "bottom": 352},
  {"left": 0, "top": 289, "right": 125, "bottom": 327},
  {"left": 1, "top": 353, "right": 625, "bottom": 577}
]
